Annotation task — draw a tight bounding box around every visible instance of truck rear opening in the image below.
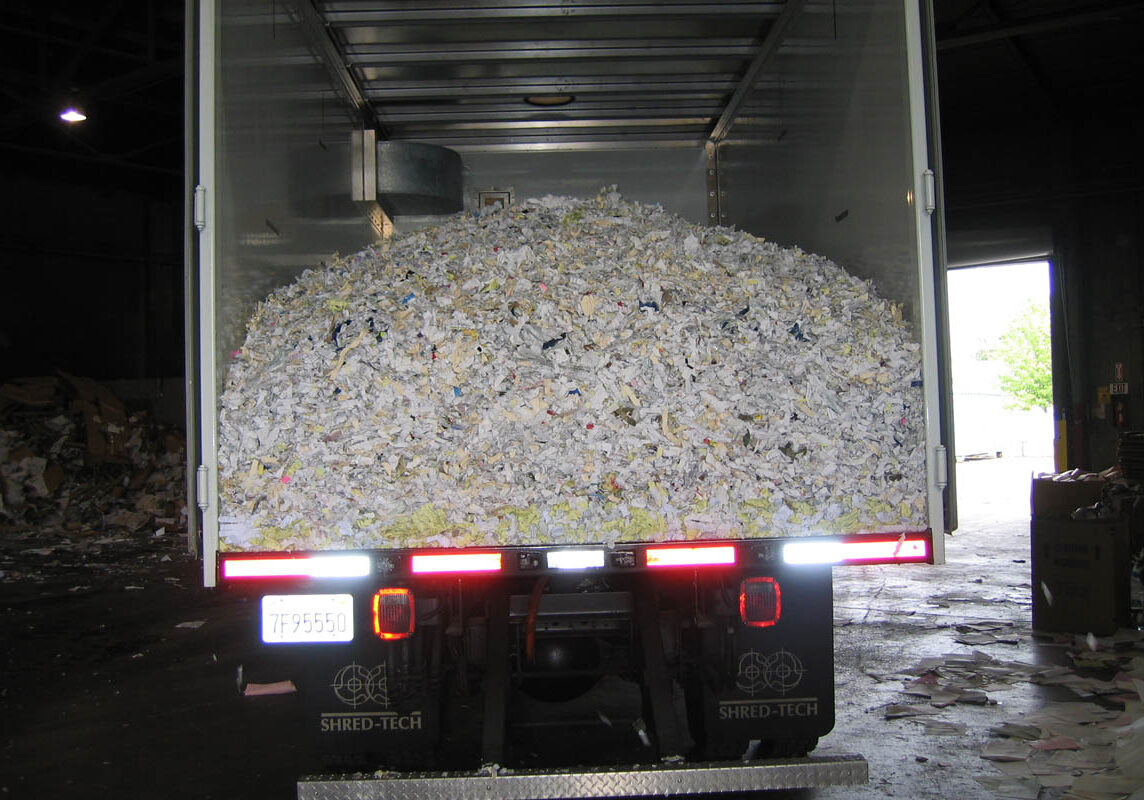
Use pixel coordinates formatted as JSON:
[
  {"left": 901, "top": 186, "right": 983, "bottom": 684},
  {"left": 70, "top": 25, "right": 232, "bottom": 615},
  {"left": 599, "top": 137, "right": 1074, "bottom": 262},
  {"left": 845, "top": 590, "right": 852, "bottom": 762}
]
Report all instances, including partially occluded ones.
[
  {"left": 189, "top": 0, "right": 952, "bottom": 792},
  {"left": 220, "top": 533, "right": 930, "bottom": 773}
]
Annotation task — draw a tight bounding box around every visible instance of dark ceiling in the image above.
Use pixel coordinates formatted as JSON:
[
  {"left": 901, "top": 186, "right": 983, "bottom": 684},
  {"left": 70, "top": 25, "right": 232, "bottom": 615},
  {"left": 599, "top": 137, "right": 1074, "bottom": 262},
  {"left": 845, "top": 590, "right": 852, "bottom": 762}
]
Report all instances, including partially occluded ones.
[
  {"left": 0, "top": 1, "right": 1141, "bottom": 207},
  {"left": 0, "top": 1, "right": 1140, "bottom": 382},
  {"left": 0, "top": 2, "right": 185, "bottom": 181},
  {"left": 935, "top": 0, "right": 1144, "bottom": 120}
]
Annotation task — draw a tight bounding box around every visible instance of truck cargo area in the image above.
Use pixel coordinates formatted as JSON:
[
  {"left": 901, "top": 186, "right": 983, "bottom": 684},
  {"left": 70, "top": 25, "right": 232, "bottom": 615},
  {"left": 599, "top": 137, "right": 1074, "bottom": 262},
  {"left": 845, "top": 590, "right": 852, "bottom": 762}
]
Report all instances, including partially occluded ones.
[{"left": 187, "top": 0, "right": 951, "bottom": 792}]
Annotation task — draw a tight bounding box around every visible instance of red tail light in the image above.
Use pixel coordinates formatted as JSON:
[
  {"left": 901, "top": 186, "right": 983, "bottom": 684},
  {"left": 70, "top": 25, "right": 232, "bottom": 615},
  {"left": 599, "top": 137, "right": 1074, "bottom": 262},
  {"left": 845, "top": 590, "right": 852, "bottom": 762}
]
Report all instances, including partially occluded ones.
[
  {"left": 373, "top": 588, "right": 414, "bottom": 640},
  {"left": 740, "top": 577, "right": 781, "bottom": 627}
]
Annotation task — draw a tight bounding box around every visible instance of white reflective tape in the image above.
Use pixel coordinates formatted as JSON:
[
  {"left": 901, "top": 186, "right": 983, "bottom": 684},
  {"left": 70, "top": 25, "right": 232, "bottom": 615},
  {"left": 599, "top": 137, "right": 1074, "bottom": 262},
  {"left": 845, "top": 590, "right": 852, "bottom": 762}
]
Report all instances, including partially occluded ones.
[
  {"left": 309, "top": 555, "right": 373, "bottom": 578},
  {"left": 546, "top": 549, "right": 605, "bottom": 570}
]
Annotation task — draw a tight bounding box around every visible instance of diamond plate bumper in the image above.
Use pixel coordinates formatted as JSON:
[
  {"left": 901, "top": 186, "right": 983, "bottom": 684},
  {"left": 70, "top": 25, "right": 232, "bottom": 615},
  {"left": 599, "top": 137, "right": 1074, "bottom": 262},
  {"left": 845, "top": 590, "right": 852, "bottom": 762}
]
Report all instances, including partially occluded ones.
[{"left": 297, "top": 755, "right": 868, "bottom": 800}]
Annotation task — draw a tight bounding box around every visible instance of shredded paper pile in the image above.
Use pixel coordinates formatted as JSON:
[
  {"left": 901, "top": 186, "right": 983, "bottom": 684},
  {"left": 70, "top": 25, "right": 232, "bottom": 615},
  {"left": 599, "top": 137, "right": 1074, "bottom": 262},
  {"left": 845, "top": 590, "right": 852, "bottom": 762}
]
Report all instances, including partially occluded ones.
[{"left": 218, "top": 191, "right": 926, "bottom": 551}]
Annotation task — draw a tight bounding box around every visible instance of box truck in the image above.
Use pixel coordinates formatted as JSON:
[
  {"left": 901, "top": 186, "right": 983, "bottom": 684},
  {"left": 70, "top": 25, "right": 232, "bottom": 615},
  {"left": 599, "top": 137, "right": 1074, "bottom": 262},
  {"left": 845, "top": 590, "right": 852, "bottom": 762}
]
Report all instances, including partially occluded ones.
[{"left": 186, "top": 0, "right": 954, "bottom": 794}]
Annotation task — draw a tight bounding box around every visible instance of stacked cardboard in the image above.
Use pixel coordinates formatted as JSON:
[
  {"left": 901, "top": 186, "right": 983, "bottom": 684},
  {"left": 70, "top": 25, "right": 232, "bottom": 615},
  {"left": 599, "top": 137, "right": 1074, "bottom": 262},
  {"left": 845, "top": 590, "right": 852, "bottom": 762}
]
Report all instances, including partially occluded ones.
[{"left": 1030, "top": 472, "right": 1130, "bottom": 635}]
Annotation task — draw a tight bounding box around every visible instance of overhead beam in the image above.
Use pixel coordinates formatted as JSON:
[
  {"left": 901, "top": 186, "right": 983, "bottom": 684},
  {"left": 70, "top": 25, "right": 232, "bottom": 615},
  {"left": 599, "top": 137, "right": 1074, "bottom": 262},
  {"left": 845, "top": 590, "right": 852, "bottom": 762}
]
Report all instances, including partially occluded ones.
[
  {"left": 362, "top": 74, "right": 737, "bottom": 100},
  {"left": 981, "top": 0, "right": 1054, "bottom": 101},
  {"left": 344, "top": 38, "right": 759, "bottom": 65},
  {"left": 322, "top": 1, "right": 785, "bottom": 25},
  {"left": 56, "top": 0, "right": 127, "bottom": 90},
  {"left": 289, "top": 0, "right": 386, "bottom": 136},
  {"left": 83, "top": 56, "right": 182, "bottom": 101},
  {"left": 707, "top": 0, "right": 806, "bottom": 144},
  {"left": 937, "top": 0, "right": 1144, "bottom": 51}
]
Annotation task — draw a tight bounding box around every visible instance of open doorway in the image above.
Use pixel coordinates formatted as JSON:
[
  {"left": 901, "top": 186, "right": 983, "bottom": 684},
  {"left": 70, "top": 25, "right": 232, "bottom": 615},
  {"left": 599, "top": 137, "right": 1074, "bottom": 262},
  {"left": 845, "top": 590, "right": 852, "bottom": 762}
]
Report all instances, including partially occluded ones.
[{"left": 947, "top": 261, "right": 1055, "bottom": 530}]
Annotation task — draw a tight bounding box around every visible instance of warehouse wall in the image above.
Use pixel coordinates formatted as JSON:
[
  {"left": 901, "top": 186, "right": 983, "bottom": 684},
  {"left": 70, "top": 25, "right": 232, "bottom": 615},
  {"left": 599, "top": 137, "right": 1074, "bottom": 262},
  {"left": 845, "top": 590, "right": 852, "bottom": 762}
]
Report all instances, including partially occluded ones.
[
  {"left": 0, "top": 167, "right": 183, "bottom": 381},
  {"left": 1055, "top": 192, "right": 1144, "bottom": 471},
  {"left": 940, "top": 98, "right": 1144, "bottom": 471}
]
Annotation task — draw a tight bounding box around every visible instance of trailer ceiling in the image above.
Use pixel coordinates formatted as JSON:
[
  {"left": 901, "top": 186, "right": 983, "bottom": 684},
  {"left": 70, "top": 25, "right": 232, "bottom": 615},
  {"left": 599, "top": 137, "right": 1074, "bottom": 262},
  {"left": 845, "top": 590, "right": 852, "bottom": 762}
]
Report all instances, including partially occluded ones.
[{"left": 308, "top": 0, "right": 803, "bottom": 151}]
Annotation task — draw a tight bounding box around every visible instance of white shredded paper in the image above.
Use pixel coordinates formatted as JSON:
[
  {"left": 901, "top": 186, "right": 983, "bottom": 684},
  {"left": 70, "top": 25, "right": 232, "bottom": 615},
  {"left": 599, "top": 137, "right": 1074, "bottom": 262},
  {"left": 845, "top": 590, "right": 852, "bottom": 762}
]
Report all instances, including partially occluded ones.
[{"left": 217, "top": 191, "right": 926, "bottom": 551}]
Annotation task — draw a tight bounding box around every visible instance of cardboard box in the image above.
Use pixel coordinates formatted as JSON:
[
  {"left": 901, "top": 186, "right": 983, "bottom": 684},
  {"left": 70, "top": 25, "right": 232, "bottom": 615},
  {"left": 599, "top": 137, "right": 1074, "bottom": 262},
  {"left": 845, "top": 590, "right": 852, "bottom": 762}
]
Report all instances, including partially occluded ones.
[
  {"left": 1030, "top": 477, "right": 1105, "bottom": 519},
  {"left": 1030, "top": 518, "right": 1131, "bottom": 635}
]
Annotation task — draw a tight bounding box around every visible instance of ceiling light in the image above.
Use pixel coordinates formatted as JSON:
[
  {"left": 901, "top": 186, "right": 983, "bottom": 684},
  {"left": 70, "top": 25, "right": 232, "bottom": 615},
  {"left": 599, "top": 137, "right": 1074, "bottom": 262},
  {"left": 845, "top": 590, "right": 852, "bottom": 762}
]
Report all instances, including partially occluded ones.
[
  {"left": 59, "top": 107, "right": 87, "bottom": 123},
  {"left": 525, "top": 94, "right": 574, "bottom": 107}
]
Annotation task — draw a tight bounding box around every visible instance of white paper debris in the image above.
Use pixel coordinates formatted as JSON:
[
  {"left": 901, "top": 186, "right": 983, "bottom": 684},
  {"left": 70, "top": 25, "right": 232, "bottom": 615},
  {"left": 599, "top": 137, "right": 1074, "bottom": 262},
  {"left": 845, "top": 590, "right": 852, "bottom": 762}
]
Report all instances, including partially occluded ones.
[
  {"left": 974, "top": 775, "right": 1040, "bottom": 799},
  {"left": 216, "top": 192, "right": 926, "bottom": 551},
  {"left": 981, "top": 740, "right": 1034, "bottom": 762}
]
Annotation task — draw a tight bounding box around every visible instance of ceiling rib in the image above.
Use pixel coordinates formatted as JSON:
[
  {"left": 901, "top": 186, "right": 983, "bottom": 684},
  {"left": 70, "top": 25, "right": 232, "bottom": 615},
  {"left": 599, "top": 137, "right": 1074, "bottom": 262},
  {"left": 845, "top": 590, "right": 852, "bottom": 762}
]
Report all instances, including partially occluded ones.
[
  {"left": 291, "top": 0, "right": 384, "bottom": 135},
  {"left": 362, "top": 75, "right": 739, "bottom": 100},
  {"left": 708, "top": 0, "right": 805, "bottom": 144},
  {"left": 937, "top": 1, "right": 1144, "bottom": 50},
  {"left": 343, "top": 39, "right": 759, "bottom": 65},
  {"left": 322, "top": 1, "right": 785, "bottom": 25}
]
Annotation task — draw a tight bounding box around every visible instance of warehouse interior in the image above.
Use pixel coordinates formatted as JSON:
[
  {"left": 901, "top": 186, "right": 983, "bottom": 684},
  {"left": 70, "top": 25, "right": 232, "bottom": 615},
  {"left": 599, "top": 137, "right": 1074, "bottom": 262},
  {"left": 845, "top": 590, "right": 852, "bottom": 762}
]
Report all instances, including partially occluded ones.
[
  {"left": 2, "top": 1, "right": 1144, "bottom": 798},
  {"left": 2, "top": 0, "right": 1143, "bottom": 470}
]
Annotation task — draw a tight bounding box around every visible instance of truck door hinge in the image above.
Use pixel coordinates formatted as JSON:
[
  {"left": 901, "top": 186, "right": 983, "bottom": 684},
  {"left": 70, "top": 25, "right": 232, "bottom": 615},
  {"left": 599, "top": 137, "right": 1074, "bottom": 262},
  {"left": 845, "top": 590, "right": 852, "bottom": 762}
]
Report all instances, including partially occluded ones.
[
  {"left": 194, "top": 185, "right": 207, "bottom": 231},
  {"left": 934, "top": 445, "right": 948, "bottom": 490},
  {"left": 922, "top": 169, "right": 936, "bottom": 216},
  {"left": 196, "top": 465, "right": 210, "bottom": 511}
]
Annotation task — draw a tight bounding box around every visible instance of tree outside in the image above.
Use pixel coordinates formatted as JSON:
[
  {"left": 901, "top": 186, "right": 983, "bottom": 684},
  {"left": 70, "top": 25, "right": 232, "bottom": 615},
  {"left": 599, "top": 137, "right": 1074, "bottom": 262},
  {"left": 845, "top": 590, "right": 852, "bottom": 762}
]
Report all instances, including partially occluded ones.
[{"left": 977, "top": 300, "right": 1052, "bottom": 411}]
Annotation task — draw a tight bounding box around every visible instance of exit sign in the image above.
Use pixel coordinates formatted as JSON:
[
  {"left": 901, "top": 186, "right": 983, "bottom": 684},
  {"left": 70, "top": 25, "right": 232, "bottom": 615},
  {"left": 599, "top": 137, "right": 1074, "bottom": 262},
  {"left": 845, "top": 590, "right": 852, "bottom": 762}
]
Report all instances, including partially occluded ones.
[{"left": 1110, "top": 382, "right": 1129, "bottom": 396}]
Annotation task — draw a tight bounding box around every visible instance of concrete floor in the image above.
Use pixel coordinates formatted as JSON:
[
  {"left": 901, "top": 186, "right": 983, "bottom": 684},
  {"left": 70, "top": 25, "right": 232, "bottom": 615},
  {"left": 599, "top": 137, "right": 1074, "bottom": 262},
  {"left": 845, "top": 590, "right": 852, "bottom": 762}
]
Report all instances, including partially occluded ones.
[
  {"left": 822, "top": 455, "right": 1142, "bottom": 800},
  {"left": 3, "top": 455, "right": 1140, "bottom": 799},
  {"left": 821, "top": 455, "right": 1060, "bottom": 799}
]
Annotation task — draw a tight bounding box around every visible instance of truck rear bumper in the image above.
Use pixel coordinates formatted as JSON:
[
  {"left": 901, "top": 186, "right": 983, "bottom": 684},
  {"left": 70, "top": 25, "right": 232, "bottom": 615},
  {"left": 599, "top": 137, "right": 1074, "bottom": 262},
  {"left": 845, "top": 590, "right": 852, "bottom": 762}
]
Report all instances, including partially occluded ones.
[{"left": 298, "top": 755, "right": 868, "bottom": 799}]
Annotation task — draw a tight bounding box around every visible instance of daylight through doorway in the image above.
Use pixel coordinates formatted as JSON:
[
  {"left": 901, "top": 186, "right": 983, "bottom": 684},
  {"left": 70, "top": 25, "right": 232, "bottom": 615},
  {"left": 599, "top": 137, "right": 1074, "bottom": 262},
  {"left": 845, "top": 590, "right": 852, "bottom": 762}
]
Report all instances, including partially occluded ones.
[{"left": 947, "top": 261, "right": 1055, "bottom": 528}]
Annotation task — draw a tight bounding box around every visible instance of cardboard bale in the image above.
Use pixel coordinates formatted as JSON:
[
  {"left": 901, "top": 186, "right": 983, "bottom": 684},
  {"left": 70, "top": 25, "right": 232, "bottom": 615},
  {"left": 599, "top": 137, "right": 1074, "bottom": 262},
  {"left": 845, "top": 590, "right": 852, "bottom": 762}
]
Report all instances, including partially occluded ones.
[
  {"left": 1030, "top": 477, "right": 1106, "bottom": 520},
  {"left": 1030, "top": 518, "right": 1131, "bottom": 635},
  {"left": 61, "top": 373, "right": 130, "bottom": 465}
]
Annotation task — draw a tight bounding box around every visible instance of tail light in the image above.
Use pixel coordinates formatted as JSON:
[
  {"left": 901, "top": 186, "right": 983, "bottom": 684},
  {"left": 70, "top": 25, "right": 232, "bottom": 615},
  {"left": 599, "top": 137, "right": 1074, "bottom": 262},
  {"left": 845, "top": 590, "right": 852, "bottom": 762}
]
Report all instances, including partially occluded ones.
[
  {"left": 373, "top": 588, "right": 414, "bottom": 640},
  {"left": 740, "top": 577, "right": 781, "bottom": 627}
]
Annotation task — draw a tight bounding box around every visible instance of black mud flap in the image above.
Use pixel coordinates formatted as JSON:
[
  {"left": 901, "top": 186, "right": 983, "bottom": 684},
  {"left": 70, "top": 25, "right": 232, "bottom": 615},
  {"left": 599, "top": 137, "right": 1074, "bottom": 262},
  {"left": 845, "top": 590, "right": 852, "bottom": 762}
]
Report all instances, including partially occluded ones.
[
  {"left": 686, "top": 564, "right": 835, "bottom": 758},
  {"left": 297, "top": 645, "right": 443, "bottom": 769}
]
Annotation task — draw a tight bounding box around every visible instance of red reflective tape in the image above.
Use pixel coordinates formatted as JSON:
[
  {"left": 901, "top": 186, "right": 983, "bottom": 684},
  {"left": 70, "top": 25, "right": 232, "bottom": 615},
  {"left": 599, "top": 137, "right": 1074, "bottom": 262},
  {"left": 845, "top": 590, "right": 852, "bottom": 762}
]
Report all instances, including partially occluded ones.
[
  {"left": 646, "top": 545, "right": 736, "bottom": 567},
  {"left": 222, "top": 557, "right": 310, "bottom": 579},
  {"left": 220, "top": 554, "right": 371, "bottom": 579},
  {"left": 783, "top": 536, "right": 929, "bottom": 565},
  {"left": 410, "top": 552, "right": 502, "bottom": 574}
]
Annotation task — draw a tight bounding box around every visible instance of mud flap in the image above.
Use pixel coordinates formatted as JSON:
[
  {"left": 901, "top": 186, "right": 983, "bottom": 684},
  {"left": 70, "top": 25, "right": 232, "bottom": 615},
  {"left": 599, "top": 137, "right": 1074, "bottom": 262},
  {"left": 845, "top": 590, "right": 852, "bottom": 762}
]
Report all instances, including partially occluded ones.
[
  {"left": 686, "top": 564, "right": 835, "bottom": 758},
  {"left": 298, "top": 646, "right": 443, "bottom": 768}
]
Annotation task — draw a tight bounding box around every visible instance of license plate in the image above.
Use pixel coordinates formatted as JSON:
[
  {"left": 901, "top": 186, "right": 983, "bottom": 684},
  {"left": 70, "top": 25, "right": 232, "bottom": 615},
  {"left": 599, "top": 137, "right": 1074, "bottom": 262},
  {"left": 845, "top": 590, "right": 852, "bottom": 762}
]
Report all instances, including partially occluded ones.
[{"left": 261, "top": 594, "right": 354, "bottom": 644}]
